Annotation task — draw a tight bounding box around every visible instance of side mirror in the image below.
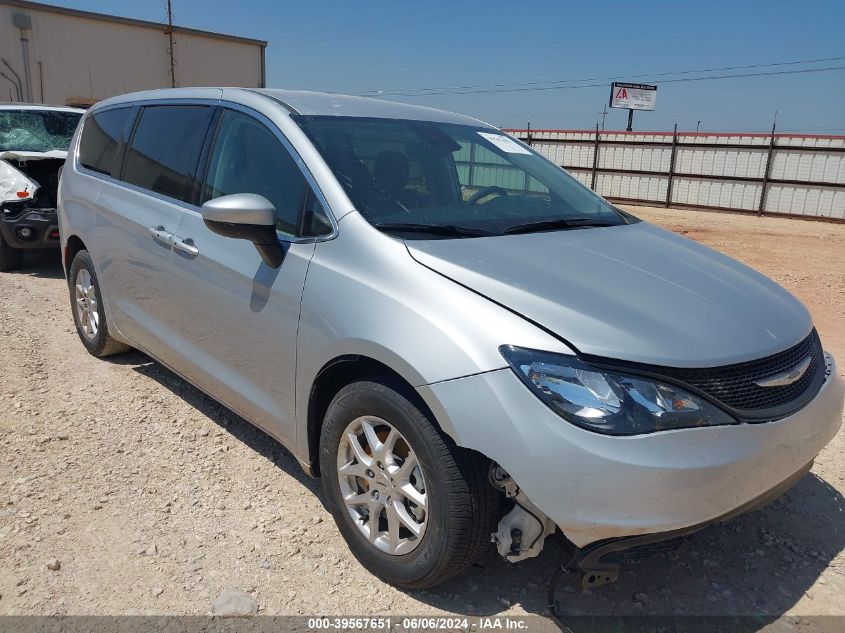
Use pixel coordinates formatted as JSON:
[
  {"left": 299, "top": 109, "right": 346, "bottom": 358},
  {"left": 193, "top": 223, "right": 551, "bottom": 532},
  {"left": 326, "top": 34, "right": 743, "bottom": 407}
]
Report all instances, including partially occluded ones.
[{"left": 201, "top": 193, "right": 285, "bottom": 268}]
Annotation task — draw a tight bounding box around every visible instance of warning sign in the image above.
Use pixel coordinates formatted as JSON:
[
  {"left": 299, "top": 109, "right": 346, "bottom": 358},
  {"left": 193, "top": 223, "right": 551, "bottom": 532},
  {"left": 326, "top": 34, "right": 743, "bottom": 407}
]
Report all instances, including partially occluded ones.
[{"left": 609, "top": 82, "right": 657, "bottom": 111}]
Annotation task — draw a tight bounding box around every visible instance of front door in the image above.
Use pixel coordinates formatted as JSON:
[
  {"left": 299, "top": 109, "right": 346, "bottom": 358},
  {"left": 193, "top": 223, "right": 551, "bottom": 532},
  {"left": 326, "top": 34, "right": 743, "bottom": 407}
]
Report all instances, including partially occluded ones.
[{"left": 165, "top": 107, "right": 331, "bottom": 448}]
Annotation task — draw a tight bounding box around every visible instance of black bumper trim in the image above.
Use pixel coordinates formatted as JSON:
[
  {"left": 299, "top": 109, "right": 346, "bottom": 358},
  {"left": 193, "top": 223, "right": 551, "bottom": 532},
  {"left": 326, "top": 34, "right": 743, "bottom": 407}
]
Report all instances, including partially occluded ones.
[{"left": 0, "top": 209, "right": 60, "bottom": 249}]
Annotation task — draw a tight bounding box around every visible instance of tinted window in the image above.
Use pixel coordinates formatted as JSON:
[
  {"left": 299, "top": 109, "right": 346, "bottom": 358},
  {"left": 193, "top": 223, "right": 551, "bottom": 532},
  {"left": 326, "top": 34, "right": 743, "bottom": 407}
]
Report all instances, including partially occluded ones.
[
  {"left": 203, "top": 109, "right": 313, "bottom": 236},
  {"left": 301, "top": 193, "right": 333, "bottom": 237},
  {"left": 78, "top": 108, "right": 133, "bottom": 176},
  {"left": 123, "top": 105, "right": 213, "bottom": 203},
  {"left": 299, "top": 118, "right": 440, "bottom": 218}
]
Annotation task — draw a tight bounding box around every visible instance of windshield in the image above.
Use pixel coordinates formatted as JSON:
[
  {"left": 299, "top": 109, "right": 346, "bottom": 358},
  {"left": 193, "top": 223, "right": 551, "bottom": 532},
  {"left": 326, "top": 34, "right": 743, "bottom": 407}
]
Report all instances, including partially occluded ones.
[
  {"left": 295, "top": 115, "right": 628, "bottom": 238},
  {"left": 0, "top": 109, "right": 82, "bottom": 153}
]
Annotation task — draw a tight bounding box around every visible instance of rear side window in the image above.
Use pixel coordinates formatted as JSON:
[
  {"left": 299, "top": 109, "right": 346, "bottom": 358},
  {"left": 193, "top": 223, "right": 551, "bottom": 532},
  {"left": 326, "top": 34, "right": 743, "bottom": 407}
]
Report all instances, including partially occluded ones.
[
  {"left": 202, "top": 109, "right": 312, "bottom": 236},
  {"left": 78, "top": 108, "right": 133, "bottom": 176},
  {"left": 123, "top": 105, "right": 213, "bottom": 203}
]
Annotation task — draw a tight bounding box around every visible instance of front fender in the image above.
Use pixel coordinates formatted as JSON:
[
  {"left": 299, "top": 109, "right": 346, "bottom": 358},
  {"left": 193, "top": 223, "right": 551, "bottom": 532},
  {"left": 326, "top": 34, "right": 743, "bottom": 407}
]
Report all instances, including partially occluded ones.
[{"left": 294, "top": 212, "right": 570, "bottom": 459}]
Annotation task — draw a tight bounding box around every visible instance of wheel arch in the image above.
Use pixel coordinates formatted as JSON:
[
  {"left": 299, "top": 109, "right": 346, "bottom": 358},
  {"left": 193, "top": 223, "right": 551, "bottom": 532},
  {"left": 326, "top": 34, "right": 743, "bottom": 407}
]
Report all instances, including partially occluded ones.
[
  {"left": 63, "top": 234, "right": 87, "bottom": 278},
  {"left": 64, "top": 236, "right": 130, "bottom": 351},
  {"left": 304, "top": 354, "right": 457, "bottom": 477}
]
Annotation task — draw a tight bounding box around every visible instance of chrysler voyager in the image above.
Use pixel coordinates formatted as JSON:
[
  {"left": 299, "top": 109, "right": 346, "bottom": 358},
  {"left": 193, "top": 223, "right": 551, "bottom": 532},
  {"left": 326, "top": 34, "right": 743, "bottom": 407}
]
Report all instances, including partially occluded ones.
[{"left": 58, "top": 88, "right": 844, "bottom": 589}]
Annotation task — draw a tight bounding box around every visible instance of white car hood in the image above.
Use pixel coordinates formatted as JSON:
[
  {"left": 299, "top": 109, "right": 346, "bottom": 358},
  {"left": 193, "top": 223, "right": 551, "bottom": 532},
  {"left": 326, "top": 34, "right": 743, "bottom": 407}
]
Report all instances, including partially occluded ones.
[
  {"left": 0, "top": 149, "right": 68, "bottom": 161},
  {"left": 0, "top": 150, "right": 67, "bottom": 203}
]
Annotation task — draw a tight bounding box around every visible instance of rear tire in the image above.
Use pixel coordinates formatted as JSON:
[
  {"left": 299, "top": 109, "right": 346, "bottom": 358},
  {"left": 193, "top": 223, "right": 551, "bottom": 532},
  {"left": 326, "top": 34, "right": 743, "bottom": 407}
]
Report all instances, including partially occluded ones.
[
  {"left": 319, "top": 377, "right": 497, "bottom": 589},
  {"left": 68, "top": 249, "right": 130, "bottom": 357},
  {"left": 0, "top": 233, "right": 23, "bottom": 271}
]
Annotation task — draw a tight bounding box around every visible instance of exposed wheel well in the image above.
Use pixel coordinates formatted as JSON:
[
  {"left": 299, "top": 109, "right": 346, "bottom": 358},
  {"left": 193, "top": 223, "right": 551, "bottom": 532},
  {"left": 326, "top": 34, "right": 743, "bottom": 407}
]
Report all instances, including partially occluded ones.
[
  {"left": 307, "top": 355, "right": 433, "bottom": 477},
  {"left": 64, "top": 235, "right": 87, "bottom": 277}
]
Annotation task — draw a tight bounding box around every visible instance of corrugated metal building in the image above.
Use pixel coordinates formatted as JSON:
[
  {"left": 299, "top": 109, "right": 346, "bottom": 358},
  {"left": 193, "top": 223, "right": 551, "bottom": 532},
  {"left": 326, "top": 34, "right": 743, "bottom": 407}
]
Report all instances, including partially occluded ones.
[{"left": 0, "top": 0, "right": 266, "bottom": 107}]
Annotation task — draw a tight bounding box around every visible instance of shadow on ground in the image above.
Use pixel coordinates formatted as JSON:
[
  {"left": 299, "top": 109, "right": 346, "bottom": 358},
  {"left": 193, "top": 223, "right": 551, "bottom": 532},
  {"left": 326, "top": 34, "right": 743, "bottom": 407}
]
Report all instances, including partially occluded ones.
[
  {"left": 114, "top": 344, "right": 843, "bottom": 630},
  {"left": 125, "top": 352, "right": 319, "bottom": 495},
  {"left": 415, "top": 477, "right": 845, "bottom": 627},
  {"left": 4, "top": 250, "right": 64, "bottom": 279}
]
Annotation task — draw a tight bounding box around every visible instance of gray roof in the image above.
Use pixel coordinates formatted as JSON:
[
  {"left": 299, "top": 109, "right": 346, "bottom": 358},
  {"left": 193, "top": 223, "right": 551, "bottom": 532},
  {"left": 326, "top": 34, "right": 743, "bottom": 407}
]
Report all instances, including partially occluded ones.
[
  {"left": 92, "top": 87, "right": 493, "bottom": 127},
  {"left": 253, "top": 89, "right": 491, "bottom": 126}
]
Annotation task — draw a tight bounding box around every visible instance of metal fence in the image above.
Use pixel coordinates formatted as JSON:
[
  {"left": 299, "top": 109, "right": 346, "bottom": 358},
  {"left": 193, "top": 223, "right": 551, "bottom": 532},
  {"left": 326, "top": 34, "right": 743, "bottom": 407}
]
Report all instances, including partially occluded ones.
[{"left": 503, "top": 127, "right": 845, "bottom": 221}]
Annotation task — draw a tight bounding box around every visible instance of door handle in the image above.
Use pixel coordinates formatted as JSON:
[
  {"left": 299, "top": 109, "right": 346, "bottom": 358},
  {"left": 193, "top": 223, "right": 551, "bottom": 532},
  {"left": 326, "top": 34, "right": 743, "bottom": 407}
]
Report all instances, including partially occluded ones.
[
  {"left": 172, "top": 236, "right": 199, "bottom": 257},
  {"left": 149, "top": 225, "right": 174, "bottom": 246}
]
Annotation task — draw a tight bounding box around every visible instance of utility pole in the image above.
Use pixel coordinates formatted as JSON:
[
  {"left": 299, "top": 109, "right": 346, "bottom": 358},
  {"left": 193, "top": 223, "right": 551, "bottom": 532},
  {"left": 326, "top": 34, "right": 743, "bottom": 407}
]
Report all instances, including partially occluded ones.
[
  {"left": 757, "top": 114, "right": 777, "bottom": 215},
  {"left": 165, "top": 0, "right": 176, "bottom": 88},
  {"left": 598, "top": 105, "right": 608, "bottom": 131}
]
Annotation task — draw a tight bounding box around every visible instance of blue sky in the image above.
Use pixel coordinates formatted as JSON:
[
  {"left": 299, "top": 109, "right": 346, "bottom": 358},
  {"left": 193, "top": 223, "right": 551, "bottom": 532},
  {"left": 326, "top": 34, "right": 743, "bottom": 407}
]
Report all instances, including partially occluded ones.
[{"left": 43, "top": 0, "right": 845, "bottom": 132}]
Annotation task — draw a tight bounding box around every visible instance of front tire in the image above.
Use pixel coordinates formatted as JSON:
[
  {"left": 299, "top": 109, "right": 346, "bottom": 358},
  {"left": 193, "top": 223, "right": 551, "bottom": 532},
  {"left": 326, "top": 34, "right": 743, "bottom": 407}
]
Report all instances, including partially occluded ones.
[
  {"left": 68, "top": 249, "right": 130, "bottom": 357},
  {"left": 0, "top": 233, "right": 23, "bottom": 271},
  {"left": 319, "top": 378, "right": 497, "bottom": 589}
]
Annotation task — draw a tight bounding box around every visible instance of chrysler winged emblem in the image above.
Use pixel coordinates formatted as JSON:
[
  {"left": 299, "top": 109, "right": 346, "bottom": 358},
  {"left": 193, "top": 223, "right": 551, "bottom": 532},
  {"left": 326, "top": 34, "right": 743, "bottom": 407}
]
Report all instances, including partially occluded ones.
[{"left": 754, "top": 356, "right": 812, "bottom": 388}]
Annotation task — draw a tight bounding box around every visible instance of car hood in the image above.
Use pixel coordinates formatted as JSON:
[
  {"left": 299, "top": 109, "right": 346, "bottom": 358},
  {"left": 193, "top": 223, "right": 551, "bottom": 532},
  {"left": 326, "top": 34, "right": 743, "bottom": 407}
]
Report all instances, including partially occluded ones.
[
  {"left": 0, "top": 149, "right": 68, "bottom": 161},
  {"left": 406, "top": 221, "right": 812, "bottom": 368},
  {"left": 0, "top": 150, "right": 67, "bottom": 203}
]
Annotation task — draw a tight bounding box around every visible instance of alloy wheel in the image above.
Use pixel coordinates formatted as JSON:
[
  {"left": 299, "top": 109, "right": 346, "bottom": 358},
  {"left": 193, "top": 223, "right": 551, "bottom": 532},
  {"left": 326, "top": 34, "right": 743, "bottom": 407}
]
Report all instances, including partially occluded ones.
[
  {"left": 336, "top": 415, "right": 428, "bottom": 555},
  {"left": 74, "top": 268, "right": 99, "bottom": 339}
]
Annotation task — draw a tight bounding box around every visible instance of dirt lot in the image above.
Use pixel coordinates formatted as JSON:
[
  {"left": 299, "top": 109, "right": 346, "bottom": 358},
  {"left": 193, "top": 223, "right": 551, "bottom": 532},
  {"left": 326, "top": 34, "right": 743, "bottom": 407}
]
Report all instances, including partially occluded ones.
[{"left": 1, "top": 206, "right": 844, "bottom": 624}]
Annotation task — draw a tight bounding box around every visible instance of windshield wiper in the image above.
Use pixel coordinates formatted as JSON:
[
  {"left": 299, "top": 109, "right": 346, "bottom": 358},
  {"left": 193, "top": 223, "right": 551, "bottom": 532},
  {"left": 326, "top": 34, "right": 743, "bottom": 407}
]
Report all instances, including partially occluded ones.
[
  {"left": 503, "top": 217, "right": 620, "bottom": 235},
  {"left": 374, "top": 222, "right": 495, "bottom": 238}
]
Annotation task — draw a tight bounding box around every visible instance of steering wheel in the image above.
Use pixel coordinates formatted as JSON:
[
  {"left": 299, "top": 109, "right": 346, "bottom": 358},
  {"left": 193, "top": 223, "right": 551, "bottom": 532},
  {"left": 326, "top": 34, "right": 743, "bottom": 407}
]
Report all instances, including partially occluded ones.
[{"left": 467, "top": 186, "right": 509, "bottom": 206}]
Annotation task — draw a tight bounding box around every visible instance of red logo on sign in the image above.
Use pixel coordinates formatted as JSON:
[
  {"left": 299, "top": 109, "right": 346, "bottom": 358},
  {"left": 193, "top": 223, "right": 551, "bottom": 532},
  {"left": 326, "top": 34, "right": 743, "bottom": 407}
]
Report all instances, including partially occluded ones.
[{"left": 615, "top": 88, "right": 628, "bottom": 99}]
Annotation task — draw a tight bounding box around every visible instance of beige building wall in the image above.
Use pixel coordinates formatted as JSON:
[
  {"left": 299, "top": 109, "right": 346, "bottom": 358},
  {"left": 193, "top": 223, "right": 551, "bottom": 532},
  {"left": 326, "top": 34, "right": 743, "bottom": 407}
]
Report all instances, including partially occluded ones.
[{"left": 0, "top": 0, "right": 265, "bottom": 107}]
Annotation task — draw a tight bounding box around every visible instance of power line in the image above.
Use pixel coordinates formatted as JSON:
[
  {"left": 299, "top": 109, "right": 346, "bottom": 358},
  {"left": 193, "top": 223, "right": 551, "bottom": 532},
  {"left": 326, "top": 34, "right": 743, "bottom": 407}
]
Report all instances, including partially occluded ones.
[
  {"left": 356, "top": 55, "right": 845, "bottom": 97},
  {"left": 369, "top": 65, "right": 845, "bottom": 98},
  {"left": 374, "top": 64, "right": 845, "bottom": 97},
  {"left": 360, "top": 55, "right": 845, "bottom": 96}
]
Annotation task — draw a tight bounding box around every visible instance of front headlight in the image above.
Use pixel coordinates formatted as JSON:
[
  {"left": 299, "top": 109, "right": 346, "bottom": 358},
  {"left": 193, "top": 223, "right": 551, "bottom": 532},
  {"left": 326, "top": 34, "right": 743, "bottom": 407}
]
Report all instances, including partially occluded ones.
[{"left": 501, "top": 346, "right": 737, "bottom": 435}]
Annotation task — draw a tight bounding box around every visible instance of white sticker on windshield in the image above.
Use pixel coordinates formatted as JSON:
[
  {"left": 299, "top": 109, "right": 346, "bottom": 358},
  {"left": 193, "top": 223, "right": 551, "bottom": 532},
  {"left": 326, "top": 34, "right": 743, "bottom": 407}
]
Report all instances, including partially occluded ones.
[{"left": 477, "top": 132, "right": 532, "bottom": 154}]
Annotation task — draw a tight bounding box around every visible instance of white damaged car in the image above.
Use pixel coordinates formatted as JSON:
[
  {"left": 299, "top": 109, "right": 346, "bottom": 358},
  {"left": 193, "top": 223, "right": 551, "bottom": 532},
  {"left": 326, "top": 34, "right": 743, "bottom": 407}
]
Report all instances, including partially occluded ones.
[{"left": 0, "top": 104, "right": 83, "bottom": 270}]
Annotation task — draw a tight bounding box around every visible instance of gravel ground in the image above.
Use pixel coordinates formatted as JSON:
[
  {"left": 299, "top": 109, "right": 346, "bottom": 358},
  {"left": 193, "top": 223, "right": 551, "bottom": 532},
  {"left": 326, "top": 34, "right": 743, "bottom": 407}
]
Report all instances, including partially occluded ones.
[{"left": 1, "top": 206, "right": 844, "bottom": 623}]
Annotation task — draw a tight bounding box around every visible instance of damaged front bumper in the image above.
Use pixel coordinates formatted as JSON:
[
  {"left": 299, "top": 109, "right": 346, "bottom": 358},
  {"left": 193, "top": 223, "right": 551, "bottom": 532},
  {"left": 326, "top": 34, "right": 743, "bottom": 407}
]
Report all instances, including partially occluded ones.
[
  {"left": 419, "top": 354, "right": 844, "bottom": 558},
  {"left": 556, "top": 458, "right": 814, "bottom": 591}
]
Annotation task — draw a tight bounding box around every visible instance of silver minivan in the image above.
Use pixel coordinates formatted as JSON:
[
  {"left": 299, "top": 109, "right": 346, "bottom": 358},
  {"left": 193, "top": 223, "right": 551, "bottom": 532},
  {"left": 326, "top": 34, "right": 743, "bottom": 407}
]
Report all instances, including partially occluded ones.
[{"left": 58, "top": 88, "right": 844, "bottom": 590}]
